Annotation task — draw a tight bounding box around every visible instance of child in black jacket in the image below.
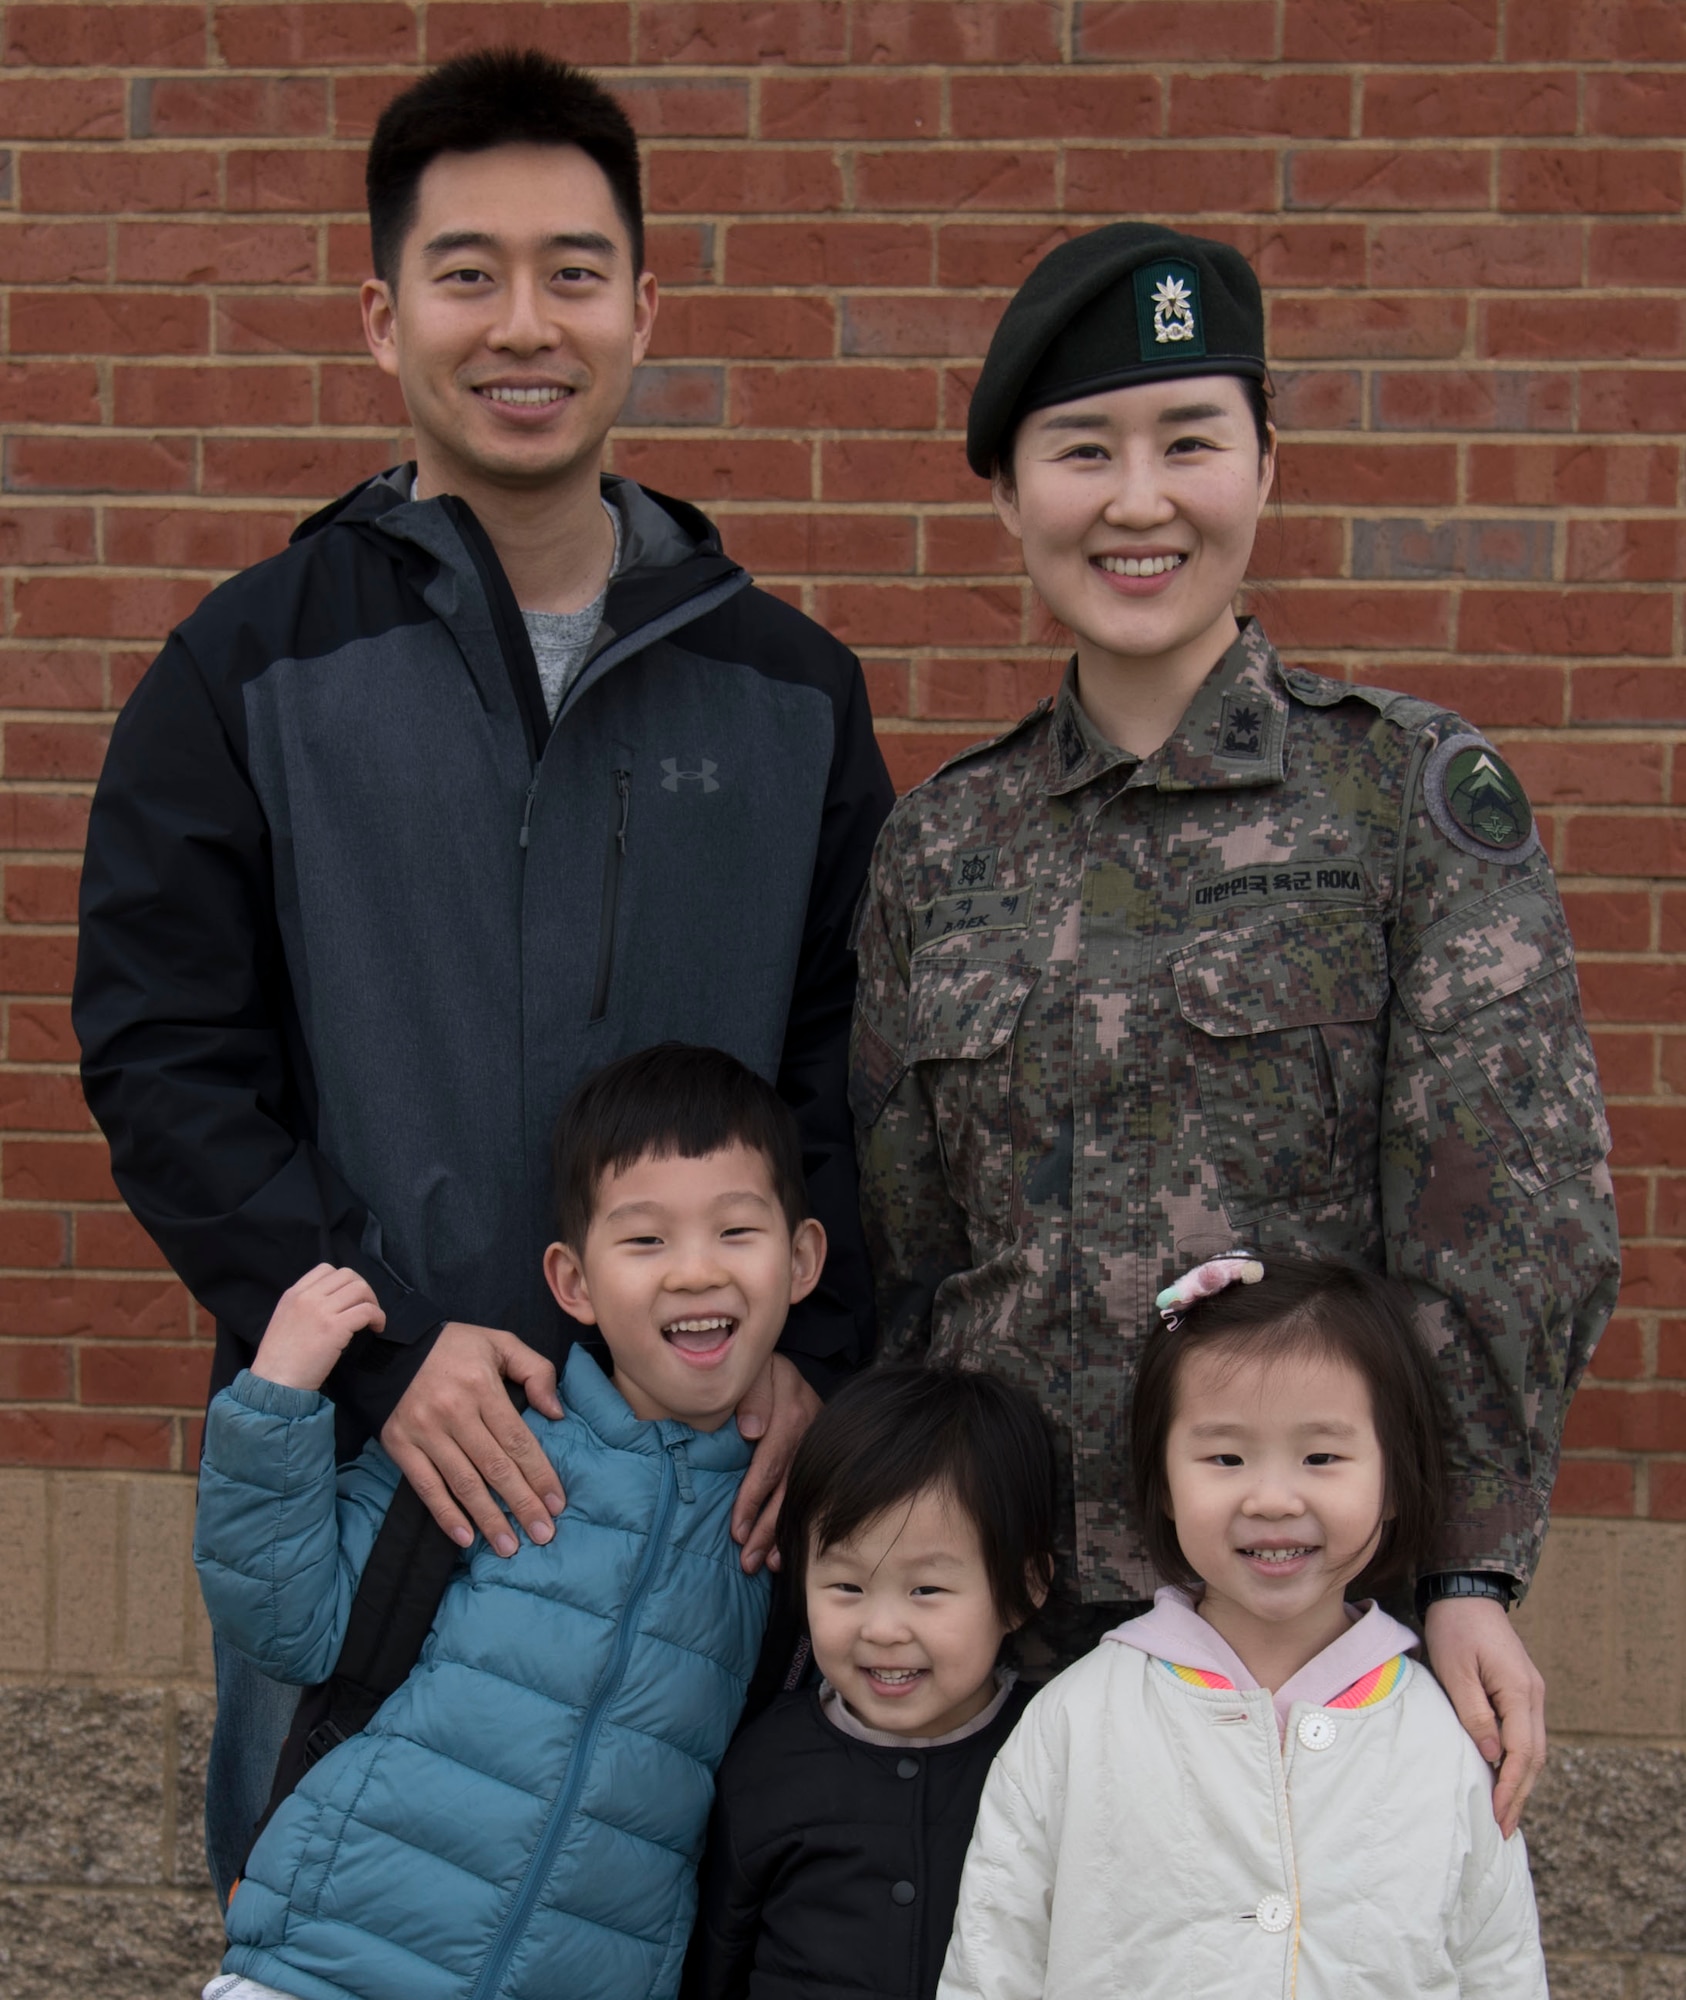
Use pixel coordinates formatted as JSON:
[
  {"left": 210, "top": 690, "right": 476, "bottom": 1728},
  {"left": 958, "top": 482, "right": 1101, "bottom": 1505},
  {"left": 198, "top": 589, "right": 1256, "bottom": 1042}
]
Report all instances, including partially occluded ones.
[{"left": 683, "top": 1366, "right": 1058, "bottom": 2000}]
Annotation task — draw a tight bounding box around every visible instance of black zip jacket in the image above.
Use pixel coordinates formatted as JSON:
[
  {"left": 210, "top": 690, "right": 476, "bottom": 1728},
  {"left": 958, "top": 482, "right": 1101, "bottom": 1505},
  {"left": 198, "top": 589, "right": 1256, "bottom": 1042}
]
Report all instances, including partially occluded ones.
[
  {"left": 683, "top": 1680, "right": 1035, "bottom": 2000},
  {"left": 74, "top": 469, "right": 893, "bottom": 1452}
]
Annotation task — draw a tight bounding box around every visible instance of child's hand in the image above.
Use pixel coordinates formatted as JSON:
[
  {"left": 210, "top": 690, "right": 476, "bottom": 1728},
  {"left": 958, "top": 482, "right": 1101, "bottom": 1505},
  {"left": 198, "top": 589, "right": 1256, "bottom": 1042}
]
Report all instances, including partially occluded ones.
[{"left": 252, "top": 1264, "right": 387, "bottom": 1392}]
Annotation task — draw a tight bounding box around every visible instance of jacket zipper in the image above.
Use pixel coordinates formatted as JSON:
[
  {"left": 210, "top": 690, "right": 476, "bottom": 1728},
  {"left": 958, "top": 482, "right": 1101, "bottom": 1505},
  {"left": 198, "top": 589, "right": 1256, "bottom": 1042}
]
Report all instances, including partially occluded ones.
[
  {"left": 589, "top": 768, "right": 632, "bottom": 1021},
  {"left": 467, "top": 1443, "right": 682, "bottom": 2000}
]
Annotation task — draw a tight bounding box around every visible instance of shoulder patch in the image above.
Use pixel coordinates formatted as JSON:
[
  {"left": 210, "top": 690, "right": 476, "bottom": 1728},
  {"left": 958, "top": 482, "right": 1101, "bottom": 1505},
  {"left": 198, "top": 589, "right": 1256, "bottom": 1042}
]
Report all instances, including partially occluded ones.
[{"left": 1423, "top": 733, "right": 1539, "bottom": 864}]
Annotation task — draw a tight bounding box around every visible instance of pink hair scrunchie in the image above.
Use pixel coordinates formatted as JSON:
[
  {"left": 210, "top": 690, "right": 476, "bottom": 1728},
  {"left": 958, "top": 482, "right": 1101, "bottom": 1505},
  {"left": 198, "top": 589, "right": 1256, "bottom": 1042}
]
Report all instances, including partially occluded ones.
[{"left": 1155, "top": 1255, "right": 1264, "bottom": 1329}]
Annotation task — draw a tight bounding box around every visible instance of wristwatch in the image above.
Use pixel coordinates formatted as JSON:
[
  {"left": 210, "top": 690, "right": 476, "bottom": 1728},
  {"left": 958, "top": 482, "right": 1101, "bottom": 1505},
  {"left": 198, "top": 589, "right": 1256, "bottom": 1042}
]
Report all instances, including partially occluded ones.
[{"left": 1415, "top": 1571, "right": 1516, "bottom": 1619}]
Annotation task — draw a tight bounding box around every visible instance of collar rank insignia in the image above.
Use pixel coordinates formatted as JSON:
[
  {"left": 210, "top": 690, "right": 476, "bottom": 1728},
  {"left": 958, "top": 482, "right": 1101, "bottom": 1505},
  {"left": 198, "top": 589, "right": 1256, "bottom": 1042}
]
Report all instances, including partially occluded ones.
[{"left": 1217, "top": 695, "right": 1265, "bottom": 760}]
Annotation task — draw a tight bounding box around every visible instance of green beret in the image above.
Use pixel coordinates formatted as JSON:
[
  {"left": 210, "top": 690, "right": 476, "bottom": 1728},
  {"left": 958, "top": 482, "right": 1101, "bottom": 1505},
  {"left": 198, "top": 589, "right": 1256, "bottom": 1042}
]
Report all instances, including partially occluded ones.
[{"left": 966, "top": 223, "right": 1267, "bottom": 477}]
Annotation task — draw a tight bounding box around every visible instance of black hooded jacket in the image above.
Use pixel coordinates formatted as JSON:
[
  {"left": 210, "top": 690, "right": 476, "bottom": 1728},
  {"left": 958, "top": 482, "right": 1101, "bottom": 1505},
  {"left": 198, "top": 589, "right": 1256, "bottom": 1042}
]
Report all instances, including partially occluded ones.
[{"left": 74, "top": 469, "right": 893, "bottom": 1451}]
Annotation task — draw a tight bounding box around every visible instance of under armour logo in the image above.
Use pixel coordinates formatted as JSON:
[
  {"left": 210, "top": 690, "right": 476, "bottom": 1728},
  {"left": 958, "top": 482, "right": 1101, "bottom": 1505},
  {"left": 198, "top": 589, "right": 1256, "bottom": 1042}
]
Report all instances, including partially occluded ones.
[{"left": 661, "top": 757, "right": 719, "bottom": 794}]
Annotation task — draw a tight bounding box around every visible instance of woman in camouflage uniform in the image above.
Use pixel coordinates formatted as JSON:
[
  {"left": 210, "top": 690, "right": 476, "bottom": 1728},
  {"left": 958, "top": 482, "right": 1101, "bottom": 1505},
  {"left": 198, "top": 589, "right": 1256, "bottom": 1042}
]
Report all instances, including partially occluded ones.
[{"left": 849, "top": 224, "right": 1617, "bottom": 1834}]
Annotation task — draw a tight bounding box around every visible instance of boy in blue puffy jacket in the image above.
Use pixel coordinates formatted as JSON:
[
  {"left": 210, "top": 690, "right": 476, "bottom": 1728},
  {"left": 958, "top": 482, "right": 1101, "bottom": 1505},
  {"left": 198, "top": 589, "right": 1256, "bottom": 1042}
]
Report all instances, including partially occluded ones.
[{"left": 195, "top": 1045, "right": 826, "bottom": 2000}]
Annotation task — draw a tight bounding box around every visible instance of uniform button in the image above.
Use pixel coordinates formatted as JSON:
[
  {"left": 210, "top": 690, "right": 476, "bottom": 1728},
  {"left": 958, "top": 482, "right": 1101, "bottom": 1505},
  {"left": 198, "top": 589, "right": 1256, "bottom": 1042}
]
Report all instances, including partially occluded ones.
[
  {"left": 1297, "top": 1712, "right": 1337, "bottom": 1752},
  {"left": 891, "top": 1881, "right": 917, "bottom": 1906},
  {"left": 1254, "top": 1895, "right": 1293, "bottom": 1935},
  {"left": 896, "top": 1757, "right": 920, "bottom": 1780}
]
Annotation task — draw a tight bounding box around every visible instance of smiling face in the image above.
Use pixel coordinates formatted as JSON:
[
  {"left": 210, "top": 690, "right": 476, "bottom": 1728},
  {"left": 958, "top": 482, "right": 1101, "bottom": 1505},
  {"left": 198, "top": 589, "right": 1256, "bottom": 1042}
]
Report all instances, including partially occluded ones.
[
  {"left": 993, "top": 373, "right": 1274, "bottom": 691},
  {"left": 543, "top": 1143, "right": 824, "bottom": 1431},
  {"left": 360, "top": 141, "right": 656, "bottom": 501},
  {"left": 1163, "top": 1342, "right": 1389, "bottom": 1676},
  {"left": 805, "top": 1485, "right": 1015, "bottom": 1739}
]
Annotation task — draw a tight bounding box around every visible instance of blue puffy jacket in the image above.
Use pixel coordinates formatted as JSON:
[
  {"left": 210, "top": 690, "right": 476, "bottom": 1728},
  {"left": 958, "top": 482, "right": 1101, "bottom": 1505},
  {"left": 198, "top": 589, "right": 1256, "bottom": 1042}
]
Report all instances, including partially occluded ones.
[{"left": 194, "top": 1346, "right": 771, "bottom": 2000}]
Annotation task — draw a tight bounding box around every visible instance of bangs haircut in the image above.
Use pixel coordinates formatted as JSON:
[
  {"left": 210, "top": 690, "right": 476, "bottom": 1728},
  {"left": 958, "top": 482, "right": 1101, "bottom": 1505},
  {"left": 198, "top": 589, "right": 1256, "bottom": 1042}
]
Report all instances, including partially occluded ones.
[
  {"left": 366, "top": 48, "right": 644, "bottom": 285},
  {"left": 777, "top": 1364, "right": 1058, "bottom": 1632},
  {"left": 1128, "top": 1254, "right": 1447, "bottom": 1598},
  {"left": 551, "top": 1043, "right": 806, "bottom": 1249}
]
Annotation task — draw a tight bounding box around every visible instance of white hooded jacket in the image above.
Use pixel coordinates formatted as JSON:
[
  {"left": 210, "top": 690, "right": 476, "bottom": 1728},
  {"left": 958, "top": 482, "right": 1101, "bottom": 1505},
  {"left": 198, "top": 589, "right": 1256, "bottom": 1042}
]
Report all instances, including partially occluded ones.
[{"left": 937, "top": 1594, "right": 1546, "bottom": 1999}]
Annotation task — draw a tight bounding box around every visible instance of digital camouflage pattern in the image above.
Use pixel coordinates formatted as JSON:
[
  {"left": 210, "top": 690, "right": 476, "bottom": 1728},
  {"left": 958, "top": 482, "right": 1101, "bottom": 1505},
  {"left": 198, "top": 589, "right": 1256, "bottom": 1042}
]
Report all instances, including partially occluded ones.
[{"left": 851, "top": 621, "right": 1618, "bottom": 1603}]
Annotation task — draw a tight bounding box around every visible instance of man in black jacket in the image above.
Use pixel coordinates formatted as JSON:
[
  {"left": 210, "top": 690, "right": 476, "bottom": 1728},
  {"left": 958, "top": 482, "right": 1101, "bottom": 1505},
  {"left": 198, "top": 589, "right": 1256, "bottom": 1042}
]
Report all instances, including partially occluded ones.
[{"left": 73, "top": 50, "right": 892, "bottom": 1900}]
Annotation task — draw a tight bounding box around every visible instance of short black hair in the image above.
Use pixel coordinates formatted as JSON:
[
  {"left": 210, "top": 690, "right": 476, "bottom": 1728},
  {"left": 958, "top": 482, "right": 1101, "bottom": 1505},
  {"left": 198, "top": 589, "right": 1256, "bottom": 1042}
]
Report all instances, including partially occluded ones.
[
  {"left": 778, "top": 1364, "right": 1058, "bottom": 1632},
  {"left": 551, "top": 1044, "right": 807, "bottom": 1250},
  {"left": 1128, "top": 1255, "right": 1447, "bottom": 1598},
  {"left": 365, "top": 48, "right": 644, "bottom": 285}
]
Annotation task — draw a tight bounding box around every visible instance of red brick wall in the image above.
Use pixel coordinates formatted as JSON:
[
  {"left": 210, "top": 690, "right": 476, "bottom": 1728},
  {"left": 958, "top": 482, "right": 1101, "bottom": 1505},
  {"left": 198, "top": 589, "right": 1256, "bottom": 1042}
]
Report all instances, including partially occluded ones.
[{"left": 0, "top": 0, "right": 1680, "bottom": 1517}]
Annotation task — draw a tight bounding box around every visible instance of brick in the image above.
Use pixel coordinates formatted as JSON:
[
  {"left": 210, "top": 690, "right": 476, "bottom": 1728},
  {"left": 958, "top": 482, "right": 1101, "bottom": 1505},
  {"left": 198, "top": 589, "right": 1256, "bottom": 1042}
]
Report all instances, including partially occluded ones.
[
  {"left": 3, "top": 1137, "right": 115, "bottom": 1201},
  {"left": 425, "top": 3, "right": 629, "bottom": 63},
  {"left": 330, "top": 72, "right": 425, "bottom": 142},
  {"left": 842, "top": 296, "right": 1005, "bottom": 359},
  {"left": 115, "top": 222, "right": 317, "bottom": 287},
  {"left": 1662, "top": 1315, "right": 1686, "bottom": 1375},
  {"left": 317, "top": 363, "right": 407, "bottom": 427},
  {"left": 1271, "top": 369, "right": 1363, "bottom": 431},
  {"left": 226, "top": 147, "right": 365, "bottom": 214},
  {"left": 1612, "top": 1170, "right": 1649, "bottom": 1240},
  {"left": 0, "top": 223, "right": 106, "bottom": 285},
  {"left": 1067, "top": 146, "right": 1278, "bottom": 214},
  {"left": 1503, "top": 149, "right": 1684, "bottom": 216},
  {"left": 0, "top": 1409, "right": 173, "bottom": 1469},
  {"left": 1590, "top": 224, "right": 1686, "bottom": 290},
  {"left": 1508, "top": 1, "right": 1686, "bottom": 62},
  {"left": 0, "top": 798, "right": 90, "bottom": 855},
  {"left": 1468, "top": 443, "right": 1678, "bottom": 507},
  {"left": 4, "top": 4, "right": 205, "bottom": 67},
  {"left": 103, "top": 507, "right": 295, "bottom": 572},
  {"left": 645, "top": 222, "right": 715, "bottom": 288},
  {"left": 1586, "top": 73, "right": 1686, "bottom": 138},
  {"left": 1458, "top": 590, "right": 1672, "bottom": 660},
  {"left": 855, "top": 150, "right": 1058, "bottom": 215},
  {"left": 1580, "top": 961, "right": 1686, "bottom": 1023},
  {"left": 3, "top": 718, "right": 109, "bottom": 780},
  {"left": 1567, "top": 815, "right": 1686, "bottom": 878},
  {"left": 0, "top": 510, "right": 94, "bottom": 566},
  {"left": 1651, "top": 1464, "right": 1686, "bottom": 1521},
  {"left": 1265, "top": 585, "right": 1450, "bottom": 651},
  {"left": 725, "top": 222, "right": 930, "bottom": 288},
  {"left": 1567, "top": 520, "right": 1686, "bottom": 584},
  {"left": 1580, "top": 371, "right": 1686, "bottom": 435},
  {"left": 0, "top": 1271, "right": 187, "bottom": 1340},
  {"left": 0, "top": 651, "right": 102, "bottom": 711},
  {"left": 1284, "top": 0, "right": 1498, "bottom": 59},
  {"left": 1371, "top": 223, "right": 1579, "bottom": 291},
  {"left": 1565, "top": 1386, "right": 1686, "bottom": 1453},
  {"left": 621, "top": 365, "right": 724, "bottom": 427},
  {"left": 731, "top": 364, "right": 936, "bottom": 430},
  {"left": 217, "top": 293, "right": 365, "bottom": 356},
  {"left": 1590, "top": 1318, "right": 1647, "bottom": 1380},
  {"left": 1075, "top": 2, "right": 1276, "bottom": 61},
  {"left": 0, "top": 1212, "right": 65, "bottom": 1267},
  {"left": 936, "top": 225, "right": 1084, "bottom": 291},
  {"left": 856, "top": 2, "right": 1061, "bottom": 63},
  {"left": 822, "top": 439, "right": 980, "bottom": 504},
  {"left": 113, "top": 363, "right": 314, "bottom": 430},
  {"left": 877, "top": 728, "right": 993, "bottom": 793},
  {"left": 1508, "top": 741, "right": 1665, "bottom": 805},
  {"left": 716, "top": 510, "right": 916, "bottom": 575},
  {"left": 917, "top": 656, "right": 1064, "bottom": 719},
  {"left": 603, "top": 78, "right": 750, "bottom": 141},
  {"left": 215, "top": 3, "right": 417, "bottom": 66},
  {"left": 643, "top": 2, "right": 847, "bottom": 63},
  {"left": 862, "top": 660, "right": 909, "bottom": 717},
  {"left": 4, "top": 862, "right": 80, "bottom": 923},
  {"left": 605, "top": 437, "right": 811, "bottom": 500},
  {"left": 19, "top": 148, "right": 219, "bottom": 215},
  {"left": 648, "top": 148, "right": 841, "bottom": 216},
  {"left": 0, "top": 77, "right": 123, "bottom": 140},
  {"left": 1201, "top": 221, "right": 1367, "bottom": 289},
  {"left": 1287, "top": 147, "right": 1489, "bottom": 211},
  {"left": 81, "top": 1343, "right": 210, "bottom": 1408},
  {"left": 7, "top": 1004, "right": 79, "bottom": 1065},
  {"left": 0, "top": 364, "right": 101, "bottom": 426},
  {"left": 1250, "top": 514, "right": 1345, "bottom": 580},
  {"left": 0, "top": 1344, "right": 70, "bottom": 1400},
  {"left": 1552, "top": 1459, "right": 1636, "bottom": 1516},
  {"left": 134, "top": 75, "right": 328, "bottom": 139},
  {"left": 1586, "top": 1023, "right": 1656, "bottom": 1085},
  {"left": 1170, "top": 72, "right": 1350, "bottom": 140},
  {"left": 1372, "top": 370, "right": 1572, "bottom": 433},
  {"left": 11, "top": 292, "right": 207, "bottom": 358},
  {"left": 73, "top": 1211, "right": 168, "bottom": 1271},
  {"left": 1271, "top": 295, "right": 1467, "bottom": 360},
  {"left": 950, "top": 76, "right": 1160, "bottom": 142},
  {"left": 1572, "top": 668, "right": 1686, "bottom": 725},
  {"left": 923, "top": 514, "right": 1023, "bottom": 576},
  {"left": 202, "top": 437, "right": 399, "bottom": 501},
  {"left": 6, "top": 436, "right": 195, "bottom": 496},
  {"left": 1362, "top": 70, "right": 1576, "bottom": 138},
  {"left": 13, "top": 575, "right": 207, "bottom": 642},
  {"left": 0, "top": 1073, "right": 92, "bottom": 1134},
  {"left": 816, "top": 582, "right": 1023, "bottom": 648},
  {"left": 648, "top": 293, "right": 835, "bottom": 360},
  {"left": 762, "top": 76, "right": 940, "bottom": 142},
  {"left": 1483, "top": 298, "right": 1682, "bottom": 363},
  {"left": 1279, "top": 442, "right": 1457, "bottom": 507},
  {"left": 1665, "top": 1030, "right": 1686, "bottom": 1085},
  {"left": 1350, "top": 517, "right": 1555, "bottom": 583}
]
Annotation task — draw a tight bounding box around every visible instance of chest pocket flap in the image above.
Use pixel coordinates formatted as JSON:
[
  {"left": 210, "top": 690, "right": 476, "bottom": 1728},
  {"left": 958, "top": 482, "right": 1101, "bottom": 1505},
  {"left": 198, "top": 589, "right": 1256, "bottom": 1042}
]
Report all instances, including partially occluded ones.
[
  {"left": 906, "top": 953, "right": 1037, "bottom": 1063},
  {"left": 1173, "top": 909, "right": 1389, "bottom": 1037}
]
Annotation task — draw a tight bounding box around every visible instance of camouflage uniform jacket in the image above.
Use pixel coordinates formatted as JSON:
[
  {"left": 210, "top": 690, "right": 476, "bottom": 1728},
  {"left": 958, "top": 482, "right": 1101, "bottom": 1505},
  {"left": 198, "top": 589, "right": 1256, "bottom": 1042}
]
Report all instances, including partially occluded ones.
[{"left": 851, "top": 621, "right": 1618, "bottom": 1603}]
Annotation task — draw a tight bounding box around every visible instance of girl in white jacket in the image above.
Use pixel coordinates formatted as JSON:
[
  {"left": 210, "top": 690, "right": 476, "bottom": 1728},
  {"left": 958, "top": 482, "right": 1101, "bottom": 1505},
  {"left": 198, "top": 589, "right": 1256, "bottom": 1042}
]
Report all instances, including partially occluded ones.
[{"left": 938, "top": 1254, "right": 1548, "bottom": 2000}]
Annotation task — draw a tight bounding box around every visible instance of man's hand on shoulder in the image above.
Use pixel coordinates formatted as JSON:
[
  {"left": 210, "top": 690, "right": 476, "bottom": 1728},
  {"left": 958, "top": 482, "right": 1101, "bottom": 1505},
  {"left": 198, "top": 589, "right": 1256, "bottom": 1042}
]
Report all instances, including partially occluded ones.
[
  {"left": 731, "top": 1354, "right": 824, "bottom": 1576},
  {"left": 1423, "top": 1594, "right": 1547, "bottom": 1837},
  {"left": 381, "top": 1321, "right": 567, "bottom": 1557}
]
